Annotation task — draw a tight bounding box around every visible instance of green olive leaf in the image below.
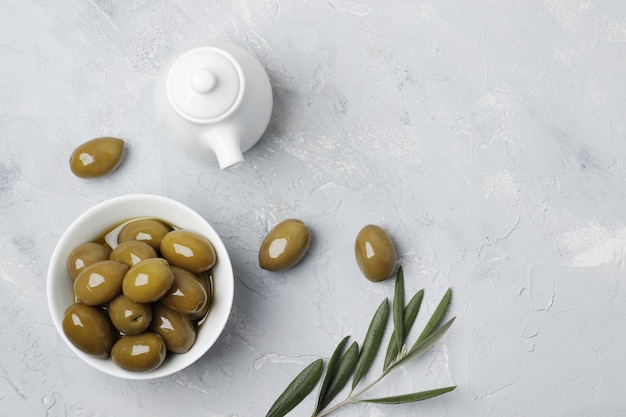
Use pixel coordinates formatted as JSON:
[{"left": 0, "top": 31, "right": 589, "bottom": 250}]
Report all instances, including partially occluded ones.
[
  {"left": 392, "top": 267, "right": 405, "bottom": 354},
  {"left": 352, "top": 298, "right": 389, "bottom": 390},
  {"left": 314, "top": 336, "right": 350, "bottom": 413},
  {"left": 390, "top": 317, "right": 456, "bottom": 371},
  {"left": 360, "top": 386, "right": 457, "bottom": 404},
  {"left": 318, "top": 341, "right": 359, "bottom": 411},
  {"left": 266, "top": 358, "right": 324, "bottom": 417},
  {"left": 383, "top": 289, "right": 424, "bottom": 370},
  {"left": 414, "top": 287, "right": 452, "bottom": 345}
]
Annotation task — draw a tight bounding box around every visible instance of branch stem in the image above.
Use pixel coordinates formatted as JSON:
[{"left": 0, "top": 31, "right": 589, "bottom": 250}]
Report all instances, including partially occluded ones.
[
  {"left": 315, "top": 370, "right": 391, "bottom": 417},
  {"left": 316, "top": 397, "right": 354, "bottom": 417},
  {"left": 351, "top": 371, "right": 388, "bottom": 399}
]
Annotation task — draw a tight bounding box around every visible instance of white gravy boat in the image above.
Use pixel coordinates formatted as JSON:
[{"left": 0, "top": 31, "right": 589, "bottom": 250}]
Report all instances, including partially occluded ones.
[{"left": 154, "top": 41, "right": 273, "bottom": 169}]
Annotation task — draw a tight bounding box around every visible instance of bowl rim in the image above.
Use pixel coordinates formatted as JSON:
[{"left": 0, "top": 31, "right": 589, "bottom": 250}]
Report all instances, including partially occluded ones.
[{"left": 47, "top": 194, "right": 234, "bottom": 379}]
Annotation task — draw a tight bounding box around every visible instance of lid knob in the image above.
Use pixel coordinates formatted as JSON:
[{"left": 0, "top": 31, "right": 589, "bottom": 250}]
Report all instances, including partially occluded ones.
[{"left": 190, "top": 68, "right": 217, "bottom": 93}]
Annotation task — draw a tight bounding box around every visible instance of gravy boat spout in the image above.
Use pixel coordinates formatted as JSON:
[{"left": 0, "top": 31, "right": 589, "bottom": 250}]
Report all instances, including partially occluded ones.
[{"left": 204, "top": 127, "right": 244, "bottom": 170}]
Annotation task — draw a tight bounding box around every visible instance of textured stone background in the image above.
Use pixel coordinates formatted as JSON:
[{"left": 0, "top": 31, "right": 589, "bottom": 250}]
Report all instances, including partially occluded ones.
[{"left": 1, "top": 1, "right": 625, "bottom": 416}]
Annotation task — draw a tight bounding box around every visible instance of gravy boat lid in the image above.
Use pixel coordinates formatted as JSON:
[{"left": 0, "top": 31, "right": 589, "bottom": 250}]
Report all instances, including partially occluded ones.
[{"left": 166, "top": 46, "right": 245, "bottom": 123}]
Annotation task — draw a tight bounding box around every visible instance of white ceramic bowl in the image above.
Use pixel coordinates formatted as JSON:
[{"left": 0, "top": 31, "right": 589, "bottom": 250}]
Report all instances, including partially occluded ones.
[{"left": 47, "top": 194, "right": 234, "bottom": 379}]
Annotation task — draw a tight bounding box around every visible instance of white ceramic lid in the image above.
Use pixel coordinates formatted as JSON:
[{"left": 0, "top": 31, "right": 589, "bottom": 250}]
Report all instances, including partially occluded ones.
[{"left": 167, "top": 47, "right": 244, "bottom": 123}]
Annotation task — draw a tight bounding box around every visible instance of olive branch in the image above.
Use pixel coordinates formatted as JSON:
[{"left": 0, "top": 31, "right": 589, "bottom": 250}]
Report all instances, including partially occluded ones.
[{"left": 265, "top": 267, "right": 456, "bottom": 417}]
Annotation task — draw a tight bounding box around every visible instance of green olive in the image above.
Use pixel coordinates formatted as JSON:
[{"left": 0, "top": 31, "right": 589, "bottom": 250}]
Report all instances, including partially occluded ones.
[
  {"left": 160, "top": 230, "right": 216, "bottom": 274},
  {"left": 151, "top": 303, "right": 196, "bottom": 353},
  {"left": 108, "top": 294, "right": 152, "bottom": 335},
  {"left": 62, "top": 303, "right": 116, "bottom": 357},
  {"left": 189, "top": 271, "right": 213, "bottom": 321},
  {"left": 111, "top": 333, "right": 167, "bottom": 372},
  {"left": 118, "top": 219, "right": 171, "bottom": 250},
  {"left": 109, "top": 240, "right": 157, "bottom": 267},
  {"left": 122, "top": 258, "right": 174, "bottom": 303},
  {"left": 69, "top": 137, "right": 125, "bottom": 178},
  {"left": 258, "top": 219, "right": 311, "bottom": 271},
  {"left": 355, "top": 224, "right": 397, "bottom": 282},
  {"left": 160, "top": 266, "right": 208, "bottom": 315},
  {"left": 74, "top": 260, "right": 129, "bottom": 305},
  {"left": 67, "top": 242, "right": 112, "bottom": 279}
]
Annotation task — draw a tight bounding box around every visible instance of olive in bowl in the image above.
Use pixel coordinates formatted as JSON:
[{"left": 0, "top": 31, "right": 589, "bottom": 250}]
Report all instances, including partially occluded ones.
[{"left": 47, "top": 194, "right": 234, "bottom": 379}]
